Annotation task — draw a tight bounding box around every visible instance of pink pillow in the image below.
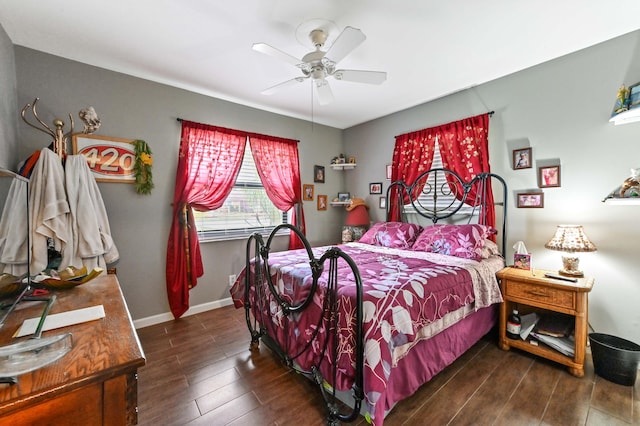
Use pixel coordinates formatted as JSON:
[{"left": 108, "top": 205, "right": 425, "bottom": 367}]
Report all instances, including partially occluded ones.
[
  {"left": 358, "top": 222, "right": 422, "bottom": 249},
  {"left": 411, "top": 224, "right": 496, "bottom": 261}
]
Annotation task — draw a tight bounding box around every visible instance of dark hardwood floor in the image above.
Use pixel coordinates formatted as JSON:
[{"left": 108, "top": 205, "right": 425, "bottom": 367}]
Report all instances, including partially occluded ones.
[{"left": 136, "top": 305, "right": 638, "bottom": 425}]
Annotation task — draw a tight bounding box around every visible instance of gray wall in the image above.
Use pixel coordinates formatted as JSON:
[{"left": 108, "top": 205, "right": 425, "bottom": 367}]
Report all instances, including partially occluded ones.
[
  {"left": 12, "top": 47, "right": 345, "bottom": 321},
  {"left": 344, "top": 31, "right": 640, "bottom": 344},
  {"left": 0, "top": 24, "right": 17, "bottom": 169}
]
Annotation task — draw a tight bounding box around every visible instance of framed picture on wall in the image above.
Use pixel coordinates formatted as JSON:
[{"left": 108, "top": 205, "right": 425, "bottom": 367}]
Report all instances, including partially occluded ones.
[
  {"left": 369, "top": 182, "right": 382, "bottom": 194},
  {"left": 317, "top": 195, "right": 327, "bottom": 210},
  {"left": 314, "top": 165, "right": 325, "bottom": 183},
  {"left": 517, "top": 192, "right": 544, "bottom": 208},
  {"left": 303, "top": 184, "right": 314, "bottom": 201},
  {"left": 539, "top": 165, "right": 561, "bottom": 188},
  {"left": 72, "top": 134, "right": 136, "bottom": 183},
  {"left": 513, "top": 147, "right": 532, "bottom": 170},
  {"left": 386, "top": 164, "right": 393, "bottom": 180},
  {"left": 379, "top": 196, "right": 386, "bottom": 209}
]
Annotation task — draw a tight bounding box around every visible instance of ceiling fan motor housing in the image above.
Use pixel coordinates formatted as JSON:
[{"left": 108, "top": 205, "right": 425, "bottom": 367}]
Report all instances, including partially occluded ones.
[{"left": 253, "top": 24, "right": 386, "bottom": 104}]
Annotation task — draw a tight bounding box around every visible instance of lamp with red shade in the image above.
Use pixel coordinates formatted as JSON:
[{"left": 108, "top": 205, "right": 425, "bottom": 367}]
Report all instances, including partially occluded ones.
[{"left": 342, "top": 198, "right": 370, "bottom": 243}]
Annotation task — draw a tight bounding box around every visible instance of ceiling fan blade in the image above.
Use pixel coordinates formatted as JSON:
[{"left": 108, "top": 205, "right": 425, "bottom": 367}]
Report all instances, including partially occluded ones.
[
  {"left": 252, "top": 42, "right": 303, "bottom": 67},
  {"left": 333, "top": 69, "right": 387, "bottom": 85},
  {"left": 261, "top": 76, "right": 308, "bottom": 95},
  {"left": 314, "top": 79, "right": 334, "bottom": 105},
  {"left": 323, "top": 26, "right": 366, "bottom": 65}
]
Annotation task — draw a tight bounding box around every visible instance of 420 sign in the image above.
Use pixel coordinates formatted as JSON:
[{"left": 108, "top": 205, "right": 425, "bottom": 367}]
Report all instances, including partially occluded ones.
[{"left": 72, "top": 135, "right": 136, "bottom": 182}]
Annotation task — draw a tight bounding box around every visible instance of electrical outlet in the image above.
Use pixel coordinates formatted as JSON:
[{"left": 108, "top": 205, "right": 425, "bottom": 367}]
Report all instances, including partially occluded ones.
[{"left": 228, "top": 274, "right": 237, "bottom": 286}]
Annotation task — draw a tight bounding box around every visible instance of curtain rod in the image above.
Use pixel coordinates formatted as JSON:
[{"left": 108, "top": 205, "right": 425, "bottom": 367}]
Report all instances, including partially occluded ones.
[
  {"left": 394, "top": 111, "right": 495, "bottom": 139},
  {"left": 175, "top": 117, "right": 299, "bottom": 143}
]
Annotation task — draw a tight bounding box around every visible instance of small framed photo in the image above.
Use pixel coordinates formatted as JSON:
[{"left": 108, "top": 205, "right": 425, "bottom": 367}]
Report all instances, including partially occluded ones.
[
  {"left": 303, "top": 184, "right": 314, "bottom": 201},
  {"left": 514, "top": 253, "right": 531, "bottom": 270},
  {"left": 513, "top": 147, "right": 532, "bottom": 170},
  {"left": 317, "top": 195, "right": 327, "bottom": 210},
  {"left": 517, "top": 192, "right": 544, "bottom": 208},
  {"left": 386, "top": 164, "right": 393, "bottom": 180},
  {"left": 314, "top": 165, "right": 325, "bottom": 183},
  {"left": 369, "top": 182, "right": 382, "bottom": 194},
  {"left": 539, "top": 165, "right": 561, "bottom": 188},
  {"left": 348, "top": 156, "right": 356, "bottom": 164},
  {"left": 379, "top": 196, "right": 387, "bottom": 209},
  {"left": 629, "top": 82, "right": 640, "bottom": 109},
  {"left": 337, "top": 192, "right": 350, "bottom": 202}
]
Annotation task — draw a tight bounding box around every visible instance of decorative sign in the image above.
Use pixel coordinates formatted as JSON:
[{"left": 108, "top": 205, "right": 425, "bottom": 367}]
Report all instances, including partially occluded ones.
[{"left": 72, "top": 134, "right": 136, "bottom": 182}]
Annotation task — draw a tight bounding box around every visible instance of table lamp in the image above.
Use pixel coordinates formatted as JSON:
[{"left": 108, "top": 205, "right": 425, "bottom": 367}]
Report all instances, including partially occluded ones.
[
  {"left": 342, "top": 198, "right": 370, "bottom": 243},
  {"left": 544, "top": 225, "right": 597, "bottom": 277}
]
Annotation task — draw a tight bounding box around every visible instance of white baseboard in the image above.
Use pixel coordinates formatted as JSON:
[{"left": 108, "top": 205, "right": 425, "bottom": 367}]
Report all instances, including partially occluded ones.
[{"left": 133, "top": 297, "right": 234, "bottom": 329}]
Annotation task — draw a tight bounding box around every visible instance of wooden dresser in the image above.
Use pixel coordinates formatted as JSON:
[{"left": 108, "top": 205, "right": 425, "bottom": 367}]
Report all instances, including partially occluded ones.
[{"left": 0, "top": 275, "right": 145, "bottom": 425}]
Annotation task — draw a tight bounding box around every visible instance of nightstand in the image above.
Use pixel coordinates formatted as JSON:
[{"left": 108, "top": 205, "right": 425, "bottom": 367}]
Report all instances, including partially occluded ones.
[{"left": 496, "top": 267, "right": 594, "bottom": 377}]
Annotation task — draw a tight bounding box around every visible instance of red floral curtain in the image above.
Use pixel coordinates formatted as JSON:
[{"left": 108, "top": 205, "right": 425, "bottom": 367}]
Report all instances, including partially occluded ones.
[
  {"left": 388, "top": 130, "right": 436, "bottom": 221},
  {"left": 248, "top": 134, "right": 305, "bottom": 249},
  {"left": 389, "top": 113, "right": 494, "bottom": 230},
  {"left": 437, "top": 113, "right": 495, "bottom": 230},
  {"left": 166, "top": 120, "right": 246, "bottom": 319}
]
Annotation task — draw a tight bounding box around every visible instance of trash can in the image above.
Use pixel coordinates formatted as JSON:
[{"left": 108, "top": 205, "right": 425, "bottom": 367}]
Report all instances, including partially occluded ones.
[{"left": 589, "top": 333, "right": 640, "bottom": 386}]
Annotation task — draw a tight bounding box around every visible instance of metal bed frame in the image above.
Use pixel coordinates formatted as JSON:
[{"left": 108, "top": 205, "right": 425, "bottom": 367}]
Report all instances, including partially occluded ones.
[{"left": 241, "top": 168, "right": 507, "bottom": 425}]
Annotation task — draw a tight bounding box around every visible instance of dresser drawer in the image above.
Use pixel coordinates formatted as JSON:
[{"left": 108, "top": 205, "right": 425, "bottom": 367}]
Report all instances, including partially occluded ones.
[{"left": 506, "top": 280, "right": 575, "bottom": 310}]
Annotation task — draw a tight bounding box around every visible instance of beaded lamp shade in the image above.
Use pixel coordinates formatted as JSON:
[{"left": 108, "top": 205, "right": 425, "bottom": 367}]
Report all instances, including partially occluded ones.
[{"left": 544, "top": 225, "right": 596, "bottom": 277}]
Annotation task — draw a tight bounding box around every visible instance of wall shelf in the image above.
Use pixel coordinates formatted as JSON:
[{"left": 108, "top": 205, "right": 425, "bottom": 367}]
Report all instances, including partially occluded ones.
[
  {"left": 602, "top": 196, "right": 640, "bottom": 205},
  {"left": 330, "top": 201, "right": 351, "bottom": 207},
  {"left": 609, "top": 108, "right": 640, "bottom": 125},
  {"left": 331, "top": 163, "right": 356, "bottom": 170}
]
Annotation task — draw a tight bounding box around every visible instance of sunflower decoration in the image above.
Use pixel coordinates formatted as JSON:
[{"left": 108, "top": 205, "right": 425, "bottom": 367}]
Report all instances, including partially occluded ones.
[{"left": 133, "top": 139, "right": 154, "bottom": 195}]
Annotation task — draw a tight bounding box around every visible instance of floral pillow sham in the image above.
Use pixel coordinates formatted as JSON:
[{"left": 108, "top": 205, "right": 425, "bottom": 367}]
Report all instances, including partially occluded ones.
[
  {"left": 411, "top": 224, "right": 496, "bottom": 261},
  {"left": 358, "top": 222, "right": 423, "bottom": 249}
]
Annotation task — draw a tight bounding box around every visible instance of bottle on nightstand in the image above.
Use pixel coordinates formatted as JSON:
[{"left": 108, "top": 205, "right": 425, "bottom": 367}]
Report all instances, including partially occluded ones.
[{"left": 506, "top": 309, "right": 522, "bottom": 339}]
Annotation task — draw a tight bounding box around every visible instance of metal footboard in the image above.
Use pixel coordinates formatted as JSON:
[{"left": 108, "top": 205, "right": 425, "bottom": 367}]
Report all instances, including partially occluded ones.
[{"left": 243, "top": 224, "right": 364, "bottom": 425}]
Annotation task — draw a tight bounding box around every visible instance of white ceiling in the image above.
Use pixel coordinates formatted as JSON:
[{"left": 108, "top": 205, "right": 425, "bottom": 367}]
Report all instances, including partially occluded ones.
[{"left": 1, "top": 1, "right": 640, "bottom": 129}]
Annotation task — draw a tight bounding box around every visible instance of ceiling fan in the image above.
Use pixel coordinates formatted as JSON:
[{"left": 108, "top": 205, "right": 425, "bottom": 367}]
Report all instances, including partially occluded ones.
[{"left": 253, "top": 25, "right": 387, "bottom": 105}]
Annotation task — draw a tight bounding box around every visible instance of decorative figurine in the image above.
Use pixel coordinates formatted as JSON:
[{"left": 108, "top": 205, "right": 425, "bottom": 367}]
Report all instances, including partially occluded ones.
[
  {"left": 620, "top": 168, "right": 640, "bottom": 197},
  {"left": 78, "top": 106, "right": 101, "bottom": 134},
  {"left": 612, "top": 84, "right": 630, "bottom": 116}
]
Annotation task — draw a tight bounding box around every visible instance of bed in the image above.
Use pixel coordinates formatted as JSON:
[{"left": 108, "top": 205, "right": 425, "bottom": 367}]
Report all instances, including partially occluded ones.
[{"left": 229, "top": 168, "right": 507, "bottom": 425}]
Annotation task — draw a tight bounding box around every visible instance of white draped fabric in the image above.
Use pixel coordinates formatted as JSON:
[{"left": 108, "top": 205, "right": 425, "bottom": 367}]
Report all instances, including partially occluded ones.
[{"left": 0, "top": 148, "right": 119, "bottom": 276}]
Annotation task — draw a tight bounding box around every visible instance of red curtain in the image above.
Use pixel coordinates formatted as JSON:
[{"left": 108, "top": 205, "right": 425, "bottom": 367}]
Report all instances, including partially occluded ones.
[
  {"left": 390, "top": 113, "right": 494, "bottom": 229},
  {"left": 248, "top": 134, "right": 305, "bottom": 249},
  {"left": 388, "top": 130, "right": 436, "bottom": 221},
  {"left": 437, "top": 113, "right": 495, "bottom": 230},
  {"left": 166, "top": 121, "right": 246, "bottom": 319}
]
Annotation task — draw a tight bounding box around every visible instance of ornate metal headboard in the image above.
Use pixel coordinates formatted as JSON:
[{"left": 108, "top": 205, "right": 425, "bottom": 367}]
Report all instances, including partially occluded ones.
[{"left": 385, "top": 168, "right": 508, "bottom": 252}]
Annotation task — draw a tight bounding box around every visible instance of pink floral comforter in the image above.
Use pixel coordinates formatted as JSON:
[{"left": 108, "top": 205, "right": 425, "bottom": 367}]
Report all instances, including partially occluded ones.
[{"left": 230, "top": 242, "right": 504, "bottom": 425}]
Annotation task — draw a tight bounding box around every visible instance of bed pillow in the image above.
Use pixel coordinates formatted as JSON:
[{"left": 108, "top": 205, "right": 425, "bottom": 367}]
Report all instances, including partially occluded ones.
[
  {"left": 480, "top": 239, "right": 501, "bottom": 259},
  {"left": 411, "top": 224, "right": 496, "bottom": 261},
  {"left": 358, "top": 221, "right": 422, "bottom": 249}
]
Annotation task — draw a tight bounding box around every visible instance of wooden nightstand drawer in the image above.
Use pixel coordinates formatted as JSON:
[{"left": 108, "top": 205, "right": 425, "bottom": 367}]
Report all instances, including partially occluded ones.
[{"left": 506, "top": 281, "right": 575, "bottom": 310}]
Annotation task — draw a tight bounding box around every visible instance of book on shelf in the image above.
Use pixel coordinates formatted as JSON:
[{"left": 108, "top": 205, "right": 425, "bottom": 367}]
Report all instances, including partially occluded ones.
[
  {"left": 530, "top": 331, "right": 575, "bottom": 357},
  {"left": 535, "top": 313, "right": 574, "bottom": 337}
]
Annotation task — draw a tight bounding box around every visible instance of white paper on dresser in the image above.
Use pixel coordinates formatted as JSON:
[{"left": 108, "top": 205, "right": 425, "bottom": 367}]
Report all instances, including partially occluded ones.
[{"left": 13, "top": 305, "right": 105, "bottom": 338}]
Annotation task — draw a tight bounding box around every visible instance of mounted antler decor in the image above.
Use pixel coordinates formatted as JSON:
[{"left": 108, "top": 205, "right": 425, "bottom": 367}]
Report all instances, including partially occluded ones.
[{"left": 20, "top": 98, "right": 101, "bottom": 160}]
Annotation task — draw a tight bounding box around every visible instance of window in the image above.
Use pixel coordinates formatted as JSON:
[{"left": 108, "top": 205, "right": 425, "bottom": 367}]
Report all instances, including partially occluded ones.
[
  {"left": 194, "top": 141, "right": 288, "bottom": 241},
  {"left": 405, "top": 139, "right": 476, "bottom": 218}
]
